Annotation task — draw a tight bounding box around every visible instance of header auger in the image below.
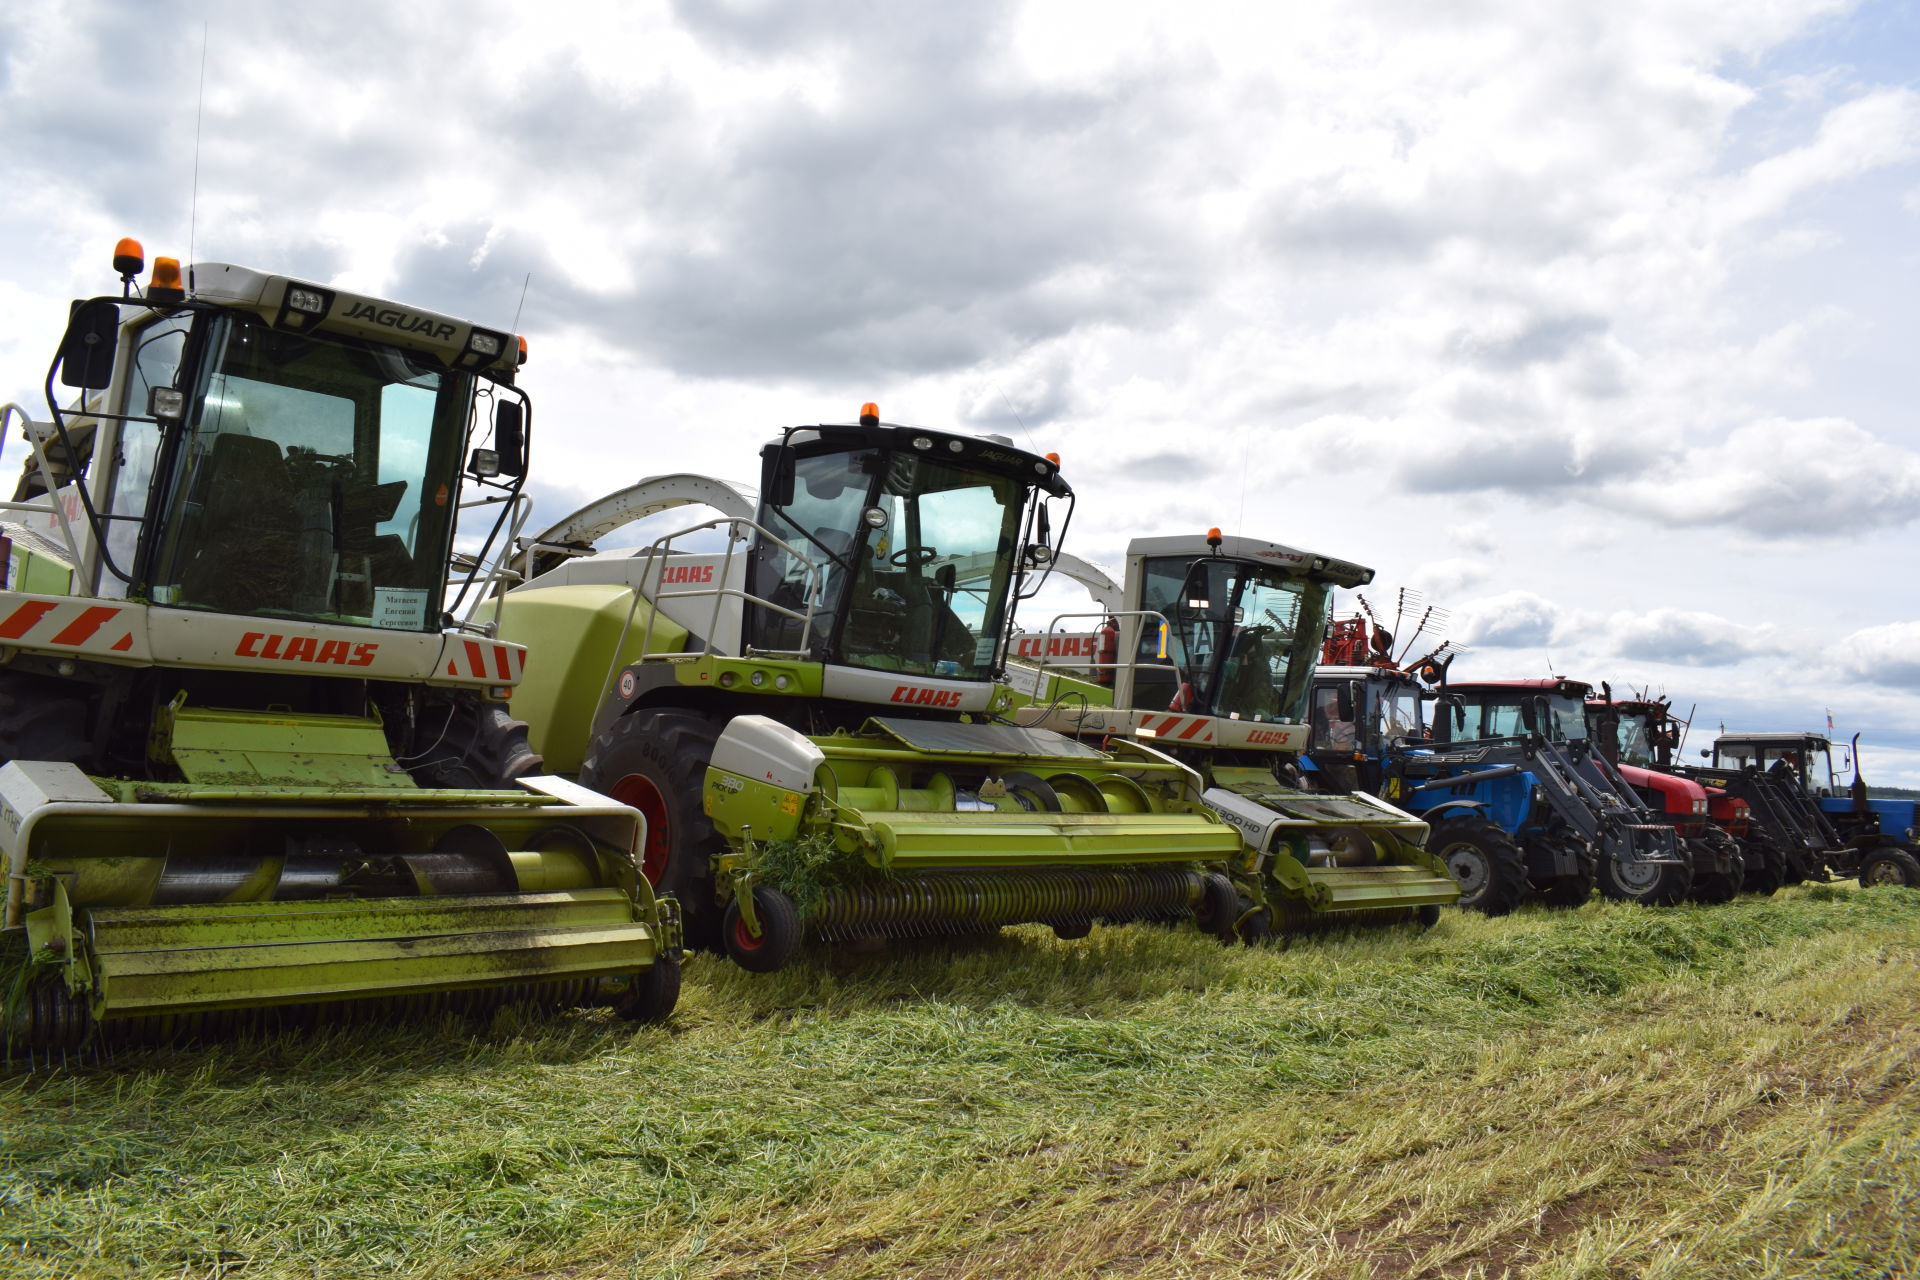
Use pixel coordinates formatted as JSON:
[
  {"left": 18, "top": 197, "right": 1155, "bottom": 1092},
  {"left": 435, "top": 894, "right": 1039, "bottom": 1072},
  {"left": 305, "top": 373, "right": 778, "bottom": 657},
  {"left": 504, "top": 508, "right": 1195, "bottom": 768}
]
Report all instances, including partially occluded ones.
[
  {"left": 0, "top": 242, "right": 679, "bottom": 1055},
  {"left": 492, "top": 409, "right": 1243, "bottom": 970}
]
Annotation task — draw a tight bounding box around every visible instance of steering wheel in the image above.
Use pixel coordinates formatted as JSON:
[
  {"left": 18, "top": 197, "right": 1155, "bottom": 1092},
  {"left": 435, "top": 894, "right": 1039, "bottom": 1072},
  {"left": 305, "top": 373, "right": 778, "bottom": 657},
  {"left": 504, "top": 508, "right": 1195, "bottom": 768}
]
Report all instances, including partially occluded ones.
[{"left": 889, "top": 546, "right": 938, "bottom": 567}]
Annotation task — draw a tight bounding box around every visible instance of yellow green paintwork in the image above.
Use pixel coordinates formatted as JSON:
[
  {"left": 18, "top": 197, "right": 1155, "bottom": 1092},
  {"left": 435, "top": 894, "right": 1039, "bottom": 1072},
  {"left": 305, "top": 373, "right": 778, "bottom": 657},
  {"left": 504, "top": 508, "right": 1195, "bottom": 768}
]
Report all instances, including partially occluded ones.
[
  {"left": 157, "top": 701, "right": 417, "bottom": 789},
  {"left": 490, "top": 583, "right": 691, "bottom": 770},
  {"left": 1004, "top": 666, "right": 1458, "bottom": 920},
  {"left": 703, "top": 726, "right": 1241, "bottom": 874}
]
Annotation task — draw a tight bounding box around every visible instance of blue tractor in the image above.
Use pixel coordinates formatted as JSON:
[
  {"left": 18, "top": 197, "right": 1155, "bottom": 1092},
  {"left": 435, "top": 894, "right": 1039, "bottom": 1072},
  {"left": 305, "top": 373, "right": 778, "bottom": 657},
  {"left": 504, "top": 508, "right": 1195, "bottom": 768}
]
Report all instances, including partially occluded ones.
[
  {"left": 1702, "top": 732, "right": 1920, "bottom": 888},
  {"left": 1307, "top": 668, "right": 1691, "bottom": 911}
]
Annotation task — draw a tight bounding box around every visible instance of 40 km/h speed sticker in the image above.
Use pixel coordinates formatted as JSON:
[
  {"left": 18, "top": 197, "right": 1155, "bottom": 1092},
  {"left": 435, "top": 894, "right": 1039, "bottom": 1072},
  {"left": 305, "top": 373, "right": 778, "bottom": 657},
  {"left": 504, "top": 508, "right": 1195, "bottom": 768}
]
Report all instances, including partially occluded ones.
[{"left": 618, "top": 670, "right": 637, "bottom": 699}]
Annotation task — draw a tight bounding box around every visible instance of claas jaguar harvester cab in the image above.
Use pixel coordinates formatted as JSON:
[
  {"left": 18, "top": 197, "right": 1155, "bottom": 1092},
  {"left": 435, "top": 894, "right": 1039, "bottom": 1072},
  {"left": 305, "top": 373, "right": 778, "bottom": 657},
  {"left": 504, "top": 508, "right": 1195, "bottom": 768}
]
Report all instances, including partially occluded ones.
[
  {"left": 0, "top": 242, "right": 680, "bottom": 1053},
  {"left": 1003, "top": 530, "right": 1457, "bottom": 939},
  {"left": 492, "top": 407, "right": 1243, "bottom": 971}
]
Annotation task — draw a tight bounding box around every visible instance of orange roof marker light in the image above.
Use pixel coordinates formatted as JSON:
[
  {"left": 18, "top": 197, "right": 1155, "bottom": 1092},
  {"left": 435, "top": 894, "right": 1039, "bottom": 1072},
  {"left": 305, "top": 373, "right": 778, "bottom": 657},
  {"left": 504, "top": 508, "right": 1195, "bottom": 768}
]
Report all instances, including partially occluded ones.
[
  {"left": 1045, "top": 452, "right": 1061, "bottom": 465},
  {"left": 859, "top": 402, "right": 880, "bottom": 427},
  {"left": 112, "top": 238, "right": 145, "bottom": 284},
  {"left": 517, "top": 334, "right": 529, "bottom": 366},
  {"left": 1207, "top": 526, "right": 1224, "bottom": 552},
  {"left": 147, "top": 257, "right": 186, "bottom": 306}
]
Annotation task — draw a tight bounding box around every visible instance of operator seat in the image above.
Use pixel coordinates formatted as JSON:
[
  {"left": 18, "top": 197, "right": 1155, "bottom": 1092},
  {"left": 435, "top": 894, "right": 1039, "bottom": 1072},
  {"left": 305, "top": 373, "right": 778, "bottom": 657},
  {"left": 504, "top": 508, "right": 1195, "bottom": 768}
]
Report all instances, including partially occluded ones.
[{"left": 172, "top": 431, "right": 296, "bottom": 614}]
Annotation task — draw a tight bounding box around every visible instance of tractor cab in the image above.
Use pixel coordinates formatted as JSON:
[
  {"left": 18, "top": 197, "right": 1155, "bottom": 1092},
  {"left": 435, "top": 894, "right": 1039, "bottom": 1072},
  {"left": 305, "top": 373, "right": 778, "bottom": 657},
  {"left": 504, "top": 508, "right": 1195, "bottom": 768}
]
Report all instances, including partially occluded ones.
[
  {"left": 1307, "top": 664, "right": 1436, "bottom": 793},
  {"left": 1711, "top": 733, "right": 1844, "bottom": 797},
  {"left": 743, "top": 409, "right": 1070, "bottom": 682},
  {"left": 1435, "top": 678, "right": 1594, "bottom": 747},
  {"left": 1588, "top": 698, "right": 1682, "bottom": 769}
]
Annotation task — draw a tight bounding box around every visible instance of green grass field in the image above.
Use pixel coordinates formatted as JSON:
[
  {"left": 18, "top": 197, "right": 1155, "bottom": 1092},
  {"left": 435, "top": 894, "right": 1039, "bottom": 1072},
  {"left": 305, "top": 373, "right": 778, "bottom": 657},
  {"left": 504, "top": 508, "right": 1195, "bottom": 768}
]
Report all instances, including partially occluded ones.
[{"left": 5, "top": 885, "right": 1918, "bottom": 1280}]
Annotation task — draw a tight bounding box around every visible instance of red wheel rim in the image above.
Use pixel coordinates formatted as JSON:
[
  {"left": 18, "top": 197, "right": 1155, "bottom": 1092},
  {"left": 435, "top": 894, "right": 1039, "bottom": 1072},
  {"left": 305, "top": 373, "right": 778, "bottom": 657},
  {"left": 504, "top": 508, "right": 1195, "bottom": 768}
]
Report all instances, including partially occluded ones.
[
  {"left": 731, "top": 909, "right": 764, "bottom": 952},
  {"left": 610, "top": 773, "right": 671, "bottom": 885}
]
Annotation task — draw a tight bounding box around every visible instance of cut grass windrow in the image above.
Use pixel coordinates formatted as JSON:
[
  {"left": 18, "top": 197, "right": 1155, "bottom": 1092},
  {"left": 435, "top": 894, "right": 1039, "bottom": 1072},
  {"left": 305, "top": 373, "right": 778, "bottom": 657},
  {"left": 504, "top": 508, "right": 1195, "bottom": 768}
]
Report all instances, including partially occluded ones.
[{"left": 2, "top": 885, "right": 1917, "bottom": 1279}]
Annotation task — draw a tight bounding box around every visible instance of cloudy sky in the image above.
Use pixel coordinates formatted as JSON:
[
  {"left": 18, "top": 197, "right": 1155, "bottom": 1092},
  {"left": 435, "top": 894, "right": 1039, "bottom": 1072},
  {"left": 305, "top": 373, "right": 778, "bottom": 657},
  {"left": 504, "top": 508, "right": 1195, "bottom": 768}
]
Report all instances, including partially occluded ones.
[{"left": 4, "top": 0, "right": 1919, "bottom": 779}]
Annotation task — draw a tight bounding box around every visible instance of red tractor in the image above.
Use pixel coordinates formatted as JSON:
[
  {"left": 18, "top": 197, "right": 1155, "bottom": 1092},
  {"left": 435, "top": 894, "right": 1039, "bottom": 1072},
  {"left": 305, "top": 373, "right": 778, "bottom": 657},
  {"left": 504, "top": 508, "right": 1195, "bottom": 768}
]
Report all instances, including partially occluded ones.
[{"left": 1586, "top": 694, "right": 1753, "bottom": 900}]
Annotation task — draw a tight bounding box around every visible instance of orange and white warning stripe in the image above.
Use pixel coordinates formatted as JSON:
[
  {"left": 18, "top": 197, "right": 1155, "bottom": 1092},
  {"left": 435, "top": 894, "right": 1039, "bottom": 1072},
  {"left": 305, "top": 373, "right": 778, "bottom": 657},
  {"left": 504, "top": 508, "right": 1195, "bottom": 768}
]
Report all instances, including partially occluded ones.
[
  {"left": 0, "top": 594, "right": 143, "bottom": 658},
  {"left": 441, "top": 637, "right": 528, "bottom": 684},
  {"left": 1134, "top": 713, "right": 1216, "bottom": 744}
]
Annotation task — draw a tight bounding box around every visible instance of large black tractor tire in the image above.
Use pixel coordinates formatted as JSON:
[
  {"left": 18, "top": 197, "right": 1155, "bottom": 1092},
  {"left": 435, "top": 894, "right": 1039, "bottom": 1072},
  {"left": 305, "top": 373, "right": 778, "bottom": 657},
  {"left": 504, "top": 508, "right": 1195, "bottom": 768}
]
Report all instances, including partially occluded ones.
[
  {"left": 1597, "top": 843, "right": 1693, "bottom": 906},
  {"left": 1428, "top": 816, "right": 1529, "bottom": 916},
  {"left": 0, "top": 670, "right": 92, "bottom": 766},
  {"left": 1738, "top": 832, "right": 1786, "bottom": 896},
  {"left": 1857, "top": 846, "right": 1920, "bottom": 889},
  {"left": 581, "top": 708, "right": 726, "bottom": 952},
  {"left": 1527, "top": 833, "right": 1596, "bottom": 908},
  {"left": 1685, "top": 829, "right": 1745, "bottom": 905},
  {"left": 409, "top": 695, "right": 543, "bottom": 789}
]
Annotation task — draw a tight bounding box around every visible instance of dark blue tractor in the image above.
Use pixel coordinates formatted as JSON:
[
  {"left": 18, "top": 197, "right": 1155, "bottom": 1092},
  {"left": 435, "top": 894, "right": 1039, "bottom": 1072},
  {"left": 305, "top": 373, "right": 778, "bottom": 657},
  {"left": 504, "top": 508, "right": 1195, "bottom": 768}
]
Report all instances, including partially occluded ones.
[
  {"left": 1702, "top": 732, "right": 1920, "bottom": 888},
  {"left": 1307, "top": 668, "right": 1697, "bottom": 911},
  {"left": 1306, "top": 668, "right": 1569, "bottom": 913}
]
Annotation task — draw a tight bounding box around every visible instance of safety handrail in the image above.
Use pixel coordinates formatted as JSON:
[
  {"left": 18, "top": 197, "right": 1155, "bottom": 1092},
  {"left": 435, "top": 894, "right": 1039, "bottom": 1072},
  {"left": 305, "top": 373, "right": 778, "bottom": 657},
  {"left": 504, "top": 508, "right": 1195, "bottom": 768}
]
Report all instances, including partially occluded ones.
[
  {"left": 596, "top": 515, "right": 823, "bottom": 713},
  {"left": 0, "top": 402, "right": 86, "bottom": 572}
]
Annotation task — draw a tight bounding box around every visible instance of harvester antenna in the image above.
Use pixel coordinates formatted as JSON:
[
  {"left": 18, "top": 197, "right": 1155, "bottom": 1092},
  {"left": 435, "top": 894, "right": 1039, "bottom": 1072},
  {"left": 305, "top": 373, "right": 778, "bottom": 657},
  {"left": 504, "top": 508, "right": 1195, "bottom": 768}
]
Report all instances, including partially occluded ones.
[
  {"left": 995, "top": 387, "right": 1038, "bottom": 453},
  {"left": 510, "top": 272, "right": 532, "bottom": 334},
  {"left": 187, "top": 21, "right": 209, "bottom": 269},
  {"left": 1236, "top": 427, "right": 1252, "bottom": 537}
]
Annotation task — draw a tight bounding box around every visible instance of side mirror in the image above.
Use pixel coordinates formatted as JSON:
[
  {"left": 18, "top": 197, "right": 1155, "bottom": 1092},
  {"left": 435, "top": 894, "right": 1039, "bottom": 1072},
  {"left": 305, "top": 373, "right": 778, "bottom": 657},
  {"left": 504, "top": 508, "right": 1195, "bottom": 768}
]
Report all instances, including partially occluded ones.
[
  {"left": 493, "top": 400, "right": 526, "bottom": 478},
  {"left": 59, "top": 299, "right": 121, "bottom": 391},
  {"left": 1699, "top": 748, "right": 1710, "bottom": 759},
  {"left": 1035, "top": 501, "right": 1051, "bottom": 552},
  {"left": 766, "top": 451, "right": 796, "bottom": 508}
]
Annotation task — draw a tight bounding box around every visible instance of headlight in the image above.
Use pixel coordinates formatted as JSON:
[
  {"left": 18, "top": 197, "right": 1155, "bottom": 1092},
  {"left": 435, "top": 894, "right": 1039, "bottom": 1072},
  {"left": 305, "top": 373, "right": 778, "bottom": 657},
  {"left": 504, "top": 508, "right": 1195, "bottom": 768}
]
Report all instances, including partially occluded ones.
[{"left": 1692, "top": 798, "right": 1708, "bottom": 815}]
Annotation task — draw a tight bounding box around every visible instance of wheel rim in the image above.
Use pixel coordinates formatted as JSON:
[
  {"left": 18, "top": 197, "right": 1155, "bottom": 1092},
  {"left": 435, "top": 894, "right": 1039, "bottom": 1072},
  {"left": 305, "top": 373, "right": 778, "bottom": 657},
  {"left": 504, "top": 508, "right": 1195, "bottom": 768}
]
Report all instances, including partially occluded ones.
[
  {"left": 1440, "top": 843, "right": 1490, "bottom": 897},
  {"left": 731, "top": 910, "right": 765, "bottom": 952},
  {"left": 1863, "top": 859, "right": 1904, "bottom": 886},
  {"left": 1612, "top": 857, "right": 1661, "bottom": 891},
  {"left": 610, "top": 773, "right": 672, "bottom": 885}
]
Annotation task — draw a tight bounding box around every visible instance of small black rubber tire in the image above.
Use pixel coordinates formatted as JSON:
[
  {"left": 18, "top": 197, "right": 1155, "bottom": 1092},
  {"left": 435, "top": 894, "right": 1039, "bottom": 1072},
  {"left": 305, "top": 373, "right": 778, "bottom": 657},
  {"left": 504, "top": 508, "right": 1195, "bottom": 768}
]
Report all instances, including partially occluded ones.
[
  {"left": 1237, "top": 907, "right": 1274, "bottom": 945},
  {"left": 1051, "top": 918, "right": 1093, "bottom": 940},
  {"left": 1193, "top": 872, "right": 1241, "bottom": 943},
  {"left": 1858, "top": 846, "right": 1920, "bottom": 889},
  {"left": 1428, "top": 816, "right": 1528, "bottom": 916},
  {"left": 582, "top": 708, "right": 726, "bottom": 952},
  {"left": 616, "top": 954, "right": 681, "bottom": 1024},
  {"left": 1415, "top": 904, "right": 1442, "bottom": 929},
  {"left": 723, "top": 886, "right": 802, "bottom": 973}
]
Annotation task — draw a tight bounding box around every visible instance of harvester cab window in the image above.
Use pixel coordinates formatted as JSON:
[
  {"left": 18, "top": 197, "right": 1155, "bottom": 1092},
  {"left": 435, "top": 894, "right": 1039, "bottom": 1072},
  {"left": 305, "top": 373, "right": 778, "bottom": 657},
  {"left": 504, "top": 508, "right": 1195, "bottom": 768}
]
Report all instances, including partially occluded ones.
[
  {"left": 97, "top": 317, "right": 196, "bottom": 590},
  {"left": 750, "top": 446, "right": 877, "bottom": 653},
  {"left": 749, "top": 443, "right": 1024, "bottom": 680},
  {"left": 145, "top": 315, "right": 463, "bottom": 630},
  {"left": 1138, "top": 556, "right": 1318, "bottom": 721},
  {"left": 840, "top": 456, "right": 1022, "bottom": 678}
]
